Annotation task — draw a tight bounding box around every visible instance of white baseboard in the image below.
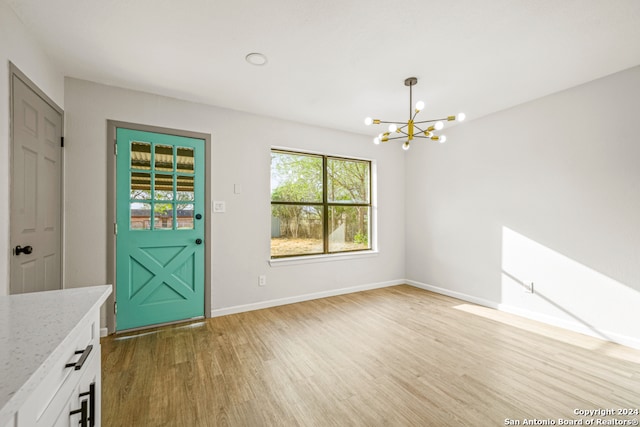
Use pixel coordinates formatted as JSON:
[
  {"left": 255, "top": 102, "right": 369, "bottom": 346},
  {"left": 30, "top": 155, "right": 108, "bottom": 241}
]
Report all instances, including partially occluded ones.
[
  {"left": 405, "top": 279, "right": 499, "bottom": 309},
  {"left": 406, "top": 279, "right": 640, "bottom": 350},
  {"left": 497, "top": 303, "right": 640, "bottom": 350},
  {"left": 100, "top": 327, "right": 109, "bottom": 338},
  {"left": 208, "top": 278, "right": 640, "bottom": 350},
  {"left": 211, "top": 279, "right": 405, "bottom": 317}
]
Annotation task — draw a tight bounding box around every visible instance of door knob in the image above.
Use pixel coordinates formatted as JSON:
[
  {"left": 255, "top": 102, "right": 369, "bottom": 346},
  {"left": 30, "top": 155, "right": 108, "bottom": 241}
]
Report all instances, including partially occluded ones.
[
  {"left": 15, "top": 245, "right": 33, "bottom": 255},
  {"left": 195, "top": 238, "right": 203, "bottom": 245}
]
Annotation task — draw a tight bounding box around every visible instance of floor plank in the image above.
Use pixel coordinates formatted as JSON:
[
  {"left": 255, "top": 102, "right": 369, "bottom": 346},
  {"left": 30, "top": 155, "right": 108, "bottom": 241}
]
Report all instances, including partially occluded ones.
[{"left": 102, "top": 285, "right": 640, "bottom": 426}]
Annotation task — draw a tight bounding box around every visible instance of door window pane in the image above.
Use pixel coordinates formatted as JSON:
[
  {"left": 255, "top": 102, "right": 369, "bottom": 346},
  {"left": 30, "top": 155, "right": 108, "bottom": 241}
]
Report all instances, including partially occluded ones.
[
  {"left": 155, "top": 145, "right": 173, "bottom": 171},
  {"left": 271, "top": 151, "right": 322, "bottom": 203},
  {"left": 177, "top": 204, "right": 194, "bottom": 229},
  {"left": 327, "top": 158, "right": 370, "bottom": 203},
  {"left": 154, "top": 174, "right": 174, "bottom": 200},
  {"left": 177, "top": 176, "right": 194, "bottom": 201},
  {"left": 270, "top": 205, "right": 323, "bottom": 257},
  {"left": 176, "top": 147, "right": 194, "bottom": 173},
  {"left": 154, "top": 203, "right": 174, "bottom": 230},
  {"left": 328, "top": 206, "right": 370, "bottom": 252},
  {"left": 131, "top": 173, "right": 151, "bottom": 199},
  {"left": 130, "top": 202, "right": 151, "bottom": 230},
  {"left": 131, "top": 141, "right": 151, "bottom": 170}
]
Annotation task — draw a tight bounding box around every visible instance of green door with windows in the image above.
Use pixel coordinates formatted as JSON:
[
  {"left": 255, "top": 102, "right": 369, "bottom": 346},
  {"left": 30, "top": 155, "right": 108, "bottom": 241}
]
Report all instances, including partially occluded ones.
[{"left": 116, "top": 128, "right": 205, "bottom": 331}]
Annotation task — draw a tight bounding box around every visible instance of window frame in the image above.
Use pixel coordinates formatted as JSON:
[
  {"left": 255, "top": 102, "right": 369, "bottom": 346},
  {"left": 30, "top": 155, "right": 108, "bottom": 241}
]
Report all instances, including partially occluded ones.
[{"left": 270, "top": 148, "right": 374, "bottom": 259}]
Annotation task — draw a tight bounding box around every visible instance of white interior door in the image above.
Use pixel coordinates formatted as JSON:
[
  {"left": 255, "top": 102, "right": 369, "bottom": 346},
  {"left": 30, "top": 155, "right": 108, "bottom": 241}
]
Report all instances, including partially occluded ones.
[{"left": 10, "top": 70, "right": 63, "bottom": 294}]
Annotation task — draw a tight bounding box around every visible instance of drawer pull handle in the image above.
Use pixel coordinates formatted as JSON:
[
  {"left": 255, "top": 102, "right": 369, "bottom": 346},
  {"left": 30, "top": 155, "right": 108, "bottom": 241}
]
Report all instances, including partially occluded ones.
[
  {"left": 79, "top": 382, "right": 96, "bottom": 427},
  {"left": 70, "top": 399, "right": 89, "bottom": 427},
  {"left": 65, "top": 344, "right": 93, "bottom": 370}
]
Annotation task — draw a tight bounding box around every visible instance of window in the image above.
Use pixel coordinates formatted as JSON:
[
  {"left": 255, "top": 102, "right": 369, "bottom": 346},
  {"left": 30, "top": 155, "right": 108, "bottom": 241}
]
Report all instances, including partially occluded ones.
[
  {"left": 271, "top": 149, "right": 372, "bottom": 258},
  {"left": 129, "top": 141, "right": 196, "bottom": 230}
]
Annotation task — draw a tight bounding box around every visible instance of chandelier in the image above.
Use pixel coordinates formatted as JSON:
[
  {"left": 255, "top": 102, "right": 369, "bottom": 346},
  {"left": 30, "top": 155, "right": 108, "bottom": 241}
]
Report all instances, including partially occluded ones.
[{"left": 364, "top": 77, "right": 465, "bottom": 150}]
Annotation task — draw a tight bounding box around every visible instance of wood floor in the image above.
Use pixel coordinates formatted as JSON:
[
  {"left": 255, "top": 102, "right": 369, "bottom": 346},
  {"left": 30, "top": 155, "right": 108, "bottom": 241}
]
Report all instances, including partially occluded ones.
[{"left": 101, "top": 285, "right": 640, "bottom": 426}]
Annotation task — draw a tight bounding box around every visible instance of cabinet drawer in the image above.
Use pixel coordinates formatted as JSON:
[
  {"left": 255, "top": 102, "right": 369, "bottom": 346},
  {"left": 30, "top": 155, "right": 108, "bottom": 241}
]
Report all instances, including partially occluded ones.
[
  {"left": 21, "top": 310, "right": 99, "bottom": 425},
  {"left": 48, "top": 349, "right": 101, "bottom": 427}
]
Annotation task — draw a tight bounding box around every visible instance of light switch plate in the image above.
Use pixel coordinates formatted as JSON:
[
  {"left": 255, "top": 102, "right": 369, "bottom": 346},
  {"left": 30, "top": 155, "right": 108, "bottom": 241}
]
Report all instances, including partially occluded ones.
[{"left": 213, "top": 201, "right": 226, "bottom": 213}]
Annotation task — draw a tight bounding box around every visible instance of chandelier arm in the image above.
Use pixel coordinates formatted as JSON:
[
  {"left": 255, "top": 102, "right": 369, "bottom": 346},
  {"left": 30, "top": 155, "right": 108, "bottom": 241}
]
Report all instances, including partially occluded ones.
[
  {"left": 385, "top": 135, "right": 407, "bottom": 141},
  {"left": 413, "top": 124, "right": 426, "bottom": 133},
  {"left": 413, "top": 117, "right": 450, "bottom": 124},
  {"left": 375, "top": 120, "right": 406, "bottom": 125},
  {"left": 393, "top": 127, "right": 409, "bottom": 135}
]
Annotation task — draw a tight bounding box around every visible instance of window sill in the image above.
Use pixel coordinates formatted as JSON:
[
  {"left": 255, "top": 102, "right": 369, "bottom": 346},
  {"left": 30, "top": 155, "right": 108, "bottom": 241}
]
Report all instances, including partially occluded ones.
[{"left": 268, "top": 250, "right": 379, "bottom": 267}]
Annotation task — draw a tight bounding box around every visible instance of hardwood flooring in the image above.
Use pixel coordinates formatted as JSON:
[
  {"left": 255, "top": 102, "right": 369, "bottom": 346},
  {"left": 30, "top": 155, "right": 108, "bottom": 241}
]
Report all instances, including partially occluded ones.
[{"left": 101, "top": 285, "right": 640, "bottom": 426}]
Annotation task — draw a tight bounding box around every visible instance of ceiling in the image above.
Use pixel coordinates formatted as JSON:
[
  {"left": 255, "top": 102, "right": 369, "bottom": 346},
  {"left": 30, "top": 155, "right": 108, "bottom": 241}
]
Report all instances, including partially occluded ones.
[{"left": 6, "top": 0, "right": 640, "bottom": 136}]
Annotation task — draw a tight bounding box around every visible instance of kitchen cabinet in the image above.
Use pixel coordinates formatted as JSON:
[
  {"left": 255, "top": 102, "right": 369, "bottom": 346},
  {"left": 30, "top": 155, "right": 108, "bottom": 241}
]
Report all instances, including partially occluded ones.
[{"left": 0, "top": 286, "right": 111, "bottom": 427}]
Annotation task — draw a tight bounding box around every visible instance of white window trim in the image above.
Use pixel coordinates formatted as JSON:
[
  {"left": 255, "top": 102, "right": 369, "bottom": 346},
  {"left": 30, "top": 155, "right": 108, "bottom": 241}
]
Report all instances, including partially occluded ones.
[{"left": 268, "top": 249, "right": 379, "bottom": 267}]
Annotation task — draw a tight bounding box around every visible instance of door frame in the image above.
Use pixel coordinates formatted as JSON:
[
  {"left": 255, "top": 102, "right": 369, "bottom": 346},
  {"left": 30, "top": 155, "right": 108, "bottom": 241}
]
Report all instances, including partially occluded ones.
[
  {"left": 106, "top": 120, "right": 211, "bottom": 334},
  {"left": 9, "top": 62, "right": 65, "bottom": 293}
]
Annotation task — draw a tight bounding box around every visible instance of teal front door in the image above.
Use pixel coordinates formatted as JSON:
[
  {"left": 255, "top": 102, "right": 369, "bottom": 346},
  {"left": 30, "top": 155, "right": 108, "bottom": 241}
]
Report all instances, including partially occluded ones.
[{"left": 116, "top": 128, "right": 205, "bottom": 331}]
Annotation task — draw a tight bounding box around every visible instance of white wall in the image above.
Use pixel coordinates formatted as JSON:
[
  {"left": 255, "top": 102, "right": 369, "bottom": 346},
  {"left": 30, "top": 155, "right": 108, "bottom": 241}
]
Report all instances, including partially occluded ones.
[
  {"left": 0, "top": 1, "right": 64, "bottom": 295},
  {"left": 63, "top": 78, "right": 405, "bottom": 325},
  {"left": 405, "top": 66, "right": 640, "bottom": 348},
  {"left": 6, "top": 0, "right": 638, "bottom": 348}
]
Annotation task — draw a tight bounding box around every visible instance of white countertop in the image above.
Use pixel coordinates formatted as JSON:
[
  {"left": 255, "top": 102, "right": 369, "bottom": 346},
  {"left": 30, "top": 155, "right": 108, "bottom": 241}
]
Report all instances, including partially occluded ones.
[{"left": 0, "top": 285, "right": 112, "bottom": 425}]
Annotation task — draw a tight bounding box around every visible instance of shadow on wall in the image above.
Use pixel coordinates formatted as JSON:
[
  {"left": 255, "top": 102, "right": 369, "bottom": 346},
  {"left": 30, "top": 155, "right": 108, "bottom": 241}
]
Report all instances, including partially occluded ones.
[
  {"left": 501, "top": 269, "right": 612, "bottom": 342},
  {"left": 499, "top": 226, "right": 640, "bottom": 349}
]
